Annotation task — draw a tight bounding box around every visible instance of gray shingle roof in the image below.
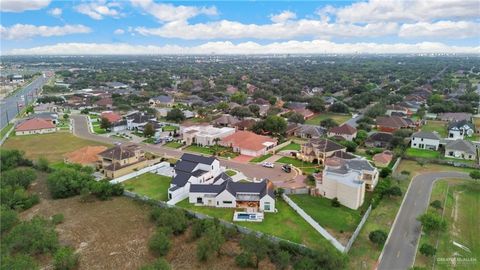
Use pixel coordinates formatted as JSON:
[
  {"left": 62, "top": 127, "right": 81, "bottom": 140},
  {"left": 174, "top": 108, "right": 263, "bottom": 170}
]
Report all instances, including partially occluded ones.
[
  {"left": 171, "top": 171, "right": 192, "bottom": 187},
  {"left": 446, "top": 139, "right": 476, "bottom": 154},
  {"left": 174, "top": 160, "right": 198, "bottom": 173},
  {"left": 180, "top": 153, "right": 216, "bottom": 165},
  {"left": 412, "top": 131, "right": 441, "bottom": 140}
]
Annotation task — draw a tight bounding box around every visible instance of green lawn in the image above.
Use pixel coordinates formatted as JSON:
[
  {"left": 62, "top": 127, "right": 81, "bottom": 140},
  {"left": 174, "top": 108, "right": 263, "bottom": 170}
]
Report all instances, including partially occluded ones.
[
  {"left": 93, "top": 125, "right": 107, "bottom": 134},
  {"left": 164, "top": 141, "right": 183, "bottom": 148},
  {"left": 276, "top": 157, "right": 321, "bottom": 174},
  {"left": 162, "top": 125, "right": 179, "bottom": 132},
  {"left": 249, "top": 153, "right": 272, "bottom": 163},
  {"left": 289, "top": 195, "right": 362, "bottom": 234},
  {"left": 0, "top": 122, "right": 14, "bottom": 138},
  {"left": 421, "top": 120, "right": 447, "bottom": 137},
  {"left": 278, "top": 142, "right": 301, "bottom": 152},
  {"left": 176, "top": 198, "right": 333, "bottom": 250},
  {"left": 122, "top": 173, "right": 172, "bottom": 202},
  {"left": 405, "top": 148, "right": 441, "bottom": 159},
  {"left": 185, "top": 145, "right": 238, "bottom": 158},
  {"left": 225, "top": 170, "right": 237, "bottom": 177},
  {"left": 3, "top": 132, "right": 110, "bottom": 162},
  {"left": 142, "top": 138, "right": 155, "bottom": 144},
  {"left": 305, "top": 113, "right": 351, "bottom": 125},
  {"left": 415, "top": 180, "right": 479, "bottom": 270}
]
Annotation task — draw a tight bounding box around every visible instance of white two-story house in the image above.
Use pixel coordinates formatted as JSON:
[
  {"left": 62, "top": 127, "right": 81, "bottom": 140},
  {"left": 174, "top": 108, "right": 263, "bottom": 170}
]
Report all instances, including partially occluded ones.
[
  {"left": 447, "top": 120, "right": 474, "bottom": 140},
  {"left": 410, "top": 131, "right": 441, "bottom": 151}
]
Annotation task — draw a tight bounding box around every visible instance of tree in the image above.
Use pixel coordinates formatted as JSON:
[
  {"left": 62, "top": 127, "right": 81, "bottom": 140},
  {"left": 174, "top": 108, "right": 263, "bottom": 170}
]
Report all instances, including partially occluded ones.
[
  {"left": 196, "top": 222, "right": 225, "bottom": 261},
  {"left": 4, "top": 217, "right": 58, "bottom": 255},
  {"left": 288, "top": 112, "right": 305, "bottom": 124},
  {"left": 100, "top": 117, "right": 112, "bottom": 130},
  {"left": 248, "top": 104, "right": 260, "bottom": 116},
  {"left": 143, "top": 123, "right": 155, "bottom": 137},
  {"left": 140, "top": 258, "right": 171, "bottom": 270},
  {"left": 307, "top": 97, "right": 325, "bottom": 113},
  {"left": 380, "top": 167, "right": 392, "bottom": 178},
  {"left": 216, "top": 101, "right": 229, "bottom": 112},
  {"left": 1, "top": 149, "right": 32, "bottom": 171},
  {"left": 419, "top": 244, "right": 436, "bottom": 257},
  {"left": 417, "top": 212, "right": 447, "bottom": 233},
  {"left": 384, "top": 186, "right": 402, "bottom": 197},
  {"left": 272, "top": 250, "right": 290, "bottom": 270},
  {"left": 252, "top": 115, "right": 287, "bottom": 136},
  {"left": 329, "top": 102, "right": 349, "bottom": 114},
  {"left": 354, "top": 130, "right": 368, "bottom": 145},
  {"left": 150, "top": 208, "right": 188, "bottom": 235},
  {"left": 47, "top": 168, "right": 93, "bottom": 199},
  {"left": 166, "top": 108, "right": 185, "bottom": 123},
  {"left": 53, "top": 247, "right": 79, "bottom": 270},
  {"left": 1, "top": 168, "right": 36, "bottom": 189},
  {"left": 239, "top": 233, "right": 269, "bottom": 268},
  {"left": 430, "top": 200, "right": 442, "bottom": 210},
  {"left": 339, "top": 140, "right": 357, "bottom": 153},
  {"left": 230, "top": 106, "right": 254, "bottom": 118},
  {"left": 320, "top": 118, "right": 338, "bottom": 129},
  {"left": 231, "top": 91, "right": 247, "bottom": 104},
  {"left": 149, "top": 229, "right": 171, "bottom": 256},
  {"left": 469, "top": 170, "right": 480, "bottom": 180},
  {"left": 369, "top": 230, "right": 387, "bottom": 245},
  {"left": 63, "top": 114, "right": 69, "bottom": 120}
]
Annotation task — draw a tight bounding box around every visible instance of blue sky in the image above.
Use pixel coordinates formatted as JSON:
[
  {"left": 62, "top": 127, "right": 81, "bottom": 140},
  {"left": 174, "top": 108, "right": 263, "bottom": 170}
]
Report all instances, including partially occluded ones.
[{"left": 1, "top": 0, "right": 479, "bottom": 55}]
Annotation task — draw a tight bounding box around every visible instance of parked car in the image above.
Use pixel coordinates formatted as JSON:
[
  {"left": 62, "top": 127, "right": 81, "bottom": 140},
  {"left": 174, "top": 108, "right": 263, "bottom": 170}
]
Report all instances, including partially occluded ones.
[
  {"left": 282, "top": 164, "right": 292, "bottom": 173},
  {"left": 261, "top": 162, "right": 274, "bottom": 168}
]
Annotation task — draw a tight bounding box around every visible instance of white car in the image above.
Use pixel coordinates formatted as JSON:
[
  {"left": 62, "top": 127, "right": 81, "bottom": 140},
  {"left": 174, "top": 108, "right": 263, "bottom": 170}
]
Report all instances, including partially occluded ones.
[{"left": 262, "top": 162, "right": 274, "bottom": 168}]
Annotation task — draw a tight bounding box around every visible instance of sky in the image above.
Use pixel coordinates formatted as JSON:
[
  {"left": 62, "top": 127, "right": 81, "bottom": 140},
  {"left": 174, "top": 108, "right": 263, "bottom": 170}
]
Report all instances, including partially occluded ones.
[{"left": 1, "top": 0, "right": 479, "bottom": 55}]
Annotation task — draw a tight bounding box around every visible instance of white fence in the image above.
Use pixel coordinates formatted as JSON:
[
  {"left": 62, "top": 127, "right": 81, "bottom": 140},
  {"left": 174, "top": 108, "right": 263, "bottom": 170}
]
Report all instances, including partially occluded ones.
[
  {"left": 270, "top": 140, "right": 292, "bottom": 154},
  {"left": 109, "top": 162, "right": 170, "bottom": 184},
  {"left": 391, "top": 157, "right": 402, "bottom": 176},
  {"left": 344, "top": 204, "right": 372, "bottom": 252},
  {"left": 282, "top": 194, "right": 345, "bottom": 252}
]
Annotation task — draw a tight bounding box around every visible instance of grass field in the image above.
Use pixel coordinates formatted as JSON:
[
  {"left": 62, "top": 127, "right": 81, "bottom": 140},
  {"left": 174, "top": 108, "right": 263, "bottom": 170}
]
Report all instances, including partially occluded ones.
[
  {"left": 225, "top": 170, "right": 237, "bottom": 177},
  {"left": 414, "top": 180, "right": 479, "bottom": 269},
  {"left": 164, "top": 141, "right": 183, "bottom": 148},
  {"left": 305, "top": 113, "right": 351, "bottom": 125},
  {"left": 122, "top": 173, "right": 172, "bottom": 201},
  {"left": 177, "top": 198, "right": 333, "bottom": 250},
  {"left": 276, "top": 156, "right": 321, "bottom": 174},
  {"left": 185, "top": 145, "right": 238, "bottom": 158},
  {"left": 278, "top": 142, "right": 301, "bottom": 152},
  {"left": 289, "top": 195, "right": 362, "bottom": 235},
  {"left": 421, "top": 120, "right": 447, "bottom": 137},
  {"left": 347, "top": 160, "right": 473, "bottom": 269},
  {"left": 3, "top": 133, "right": 110, "bottom": 162},
  {"left": 249, "top": 153, "right": 272, "bottom": 163},
  {"left": 406, "top": 148, "right": 441, "bottom": 159},
  {"left": 162, "top": 125, "right": 179, "bottom": 132}
]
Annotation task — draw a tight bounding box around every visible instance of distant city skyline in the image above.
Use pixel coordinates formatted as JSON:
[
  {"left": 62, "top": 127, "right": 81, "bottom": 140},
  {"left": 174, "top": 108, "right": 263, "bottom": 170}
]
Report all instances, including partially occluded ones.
[{"left": 1, "top": 0, "right": 479, "bottom": 55}]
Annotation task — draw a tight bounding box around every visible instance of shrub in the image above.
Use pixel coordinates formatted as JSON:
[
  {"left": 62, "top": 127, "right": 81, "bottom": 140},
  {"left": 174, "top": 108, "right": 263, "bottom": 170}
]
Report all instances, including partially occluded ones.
[
  {"left": 417, "top": 212, "right": 447, "bottom": 233},
  {"left": 331, "top": 197, "right": 341, "bottom": 207},
  {"left": 140, "top": 258, "right": 171, "bottom": 270},
  {"left": 380, "top": 167, "right": 392, "bottom": 178},
  {"left": 0, "top": 185, "right": 40, "bottom": 210},
  {"left": 369, "top": 230, "right": 387, "bottom": 246},
  {"left": 430, "top": 200, "right": 442, "bottom": 210},
  {"left": 53, "top": 247, "right": 79, "bottom": 270},
  {"left": 0, "top": 149, "right": 32, "bottom": 171},
  {"left": 1, "top": 168, "right": 37, "bottom": 189},
  {"left": 150, "top": 208, "right": 188, "bottom": 235},
  {"left": 1, "top": 254, "right": 38, "bottom": 270},
  {"left": 149, "top": 230, "right": 171, "bottom": 256},
  {"left": 385, "top": 186, "right": 402, "bottom": 197},
  {"left": 469, "top": 170, "right": 480, "bottom": 180},
  {"left": 4, "top": 217, "right": 58, "bottom": 255},
  {"left": 35, "top": 157, "right": 51, "bottom": 172},
  {"left": 0, "top": 206, "right": 18, "bottom": 234},
  {"left": 235, "top": 252, "right": 255, "bottom": 268},
  {"left": 51, "top": 214, "right": 65, "bottom": 225},
  {"left": 419, "top": 243, "right": 436, "bottom": 257},
  {"left": 47, "top": 168, "right": 93, "bottom": 199},
  {"left": 272, "top": 250, "right": 291, "bottom": 270}
]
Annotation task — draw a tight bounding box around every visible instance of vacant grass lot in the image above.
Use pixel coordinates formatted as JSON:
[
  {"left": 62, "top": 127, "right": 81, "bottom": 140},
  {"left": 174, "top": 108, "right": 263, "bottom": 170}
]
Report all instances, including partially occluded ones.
[
  {"left": 347, "top": 160, "right": 474, "bottom": 269},
  {"left": 185, "top": 145, "right": 239, "bottom": 158},
  {"left": 421, "top": 120, "right": 447, "bottom": 137},
  {"left": 162, "top": 125, "right": 179, "bottom": 132},
  {"left": 3, "top": 133, "right": 110, "bottom": 162},
  {"left": 164, "top": 141, "right": 183, "bottom": 148},
  {"left": 123, "top": 173, "right": 172, "bottom": 201},
  {"left": 305, "top": 113, "right": 351, "bottom": 125},
  {"left": 177, "top": 199, "right": 332, "bottom": 250},
  {"left": 278, "top": 142, "right": 301, "bottom": 152},
  {"left": 276, "top": 157, "right": 321, "bottom": 174},
  {"left": 249, "top": 153, "right": 272, "bottom": 163},
  {"left": 415, "top": 180, "right": 479, "bottom": 269},
  {"left": 405, "top": 148, "right": 441, "bottom": 159},
  {"left": 289, "top": 194, "right": 362, "bottom": 237}
]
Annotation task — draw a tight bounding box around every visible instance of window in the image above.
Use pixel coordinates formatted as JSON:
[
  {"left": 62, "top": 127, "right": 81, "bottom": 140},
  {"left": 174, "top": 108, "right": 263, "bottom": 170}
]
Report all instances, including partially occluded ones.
[
  {"left": 196, "top": 197, "right": 203, "bottom": 204},
  {"left": 264, "top": 202, "right": 271, "bottom": 211},
  {"left": 223, "top": 201, "right": 232, "bottom": 204}
]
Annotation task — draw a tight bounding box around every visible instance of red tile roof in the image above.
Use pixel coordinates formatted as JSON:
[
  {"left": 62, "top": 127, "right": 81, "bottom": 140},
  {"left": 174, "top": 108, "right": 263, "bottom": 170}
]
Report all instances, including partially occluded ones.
[
  {"left": 376, "top": 116, "right": 409, "bottom": 129},
  {"left": 64, "top": 146, "right": 108, "bottom": 165},
  {"left": 100, "top": 111, "right": 122, "bottom": 123},
  {"left": 15, "top": 118, "right": 55, "bottom": 132},
  {"left": 220, "top": 131, "right": 277, "bottom": 151},
  {"left": 328, "top": 124, "right": 357, "bottom": 135},
  {"left": 373, "top": 151, "right": 393, "bottom": 164}
]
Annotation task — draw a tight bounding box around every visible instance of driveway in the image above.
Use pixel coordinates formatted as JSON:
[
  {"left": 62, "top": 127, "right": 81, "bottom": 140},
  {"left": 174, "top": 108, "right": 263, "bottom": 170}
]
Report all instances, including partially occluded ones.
[
  {"left": 71, "top": 114, "right": 293, "bottom": 182},
  {"left": 377, "top": 171, "right": 470, "bottom": 270}
]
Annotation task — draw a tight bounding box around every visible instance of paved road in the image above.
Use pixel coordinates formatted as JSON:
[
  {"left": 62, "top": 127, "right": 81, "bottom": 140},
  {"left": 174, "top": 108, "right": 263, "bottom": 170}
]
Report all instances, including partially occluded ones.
[
  {"left": 378, "top": 171, "right": 470, "bottom": 270},
  {"left": 0, "top": 75, "right": 50, "bottom": 129},
  {"left": 71, "top": 114, "right": 293, "bottom": 182},
  {"left": 345, "top": 114, "right": 363, "bottom": 128}
]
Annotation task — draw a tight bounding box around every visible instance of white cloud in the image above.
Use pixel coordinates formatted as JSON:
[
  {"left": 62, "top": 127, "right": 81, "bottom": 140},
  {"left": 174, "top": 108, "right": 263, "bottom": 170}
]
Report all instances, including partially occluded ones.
[
  {"left": 0, "top": 0, "right": 51, "bottom": 12},
  {"left": 270, "top": 10, "right": 296, "bottom": 23},
  {"left": 130, "top": 0, "right": 217, "bottom": 22},
  {"left": 75, "top": 0, "right": 122, "bottom": 20},
  {"left": 114, "top": 28, "right": 125, "bottom": 35},
  {"left": 0, "top": 24, "right": 91, "bottom": 40},
  {"left": 48, "top": 7, "right": 62, "bottom": 17},
  {"left": 6, "top": 40, "right": 479, "bottom": 55},
  {"left": 135, "top": 20, "right": 399, "bottom": 40},
  {"left": 330, "top": 0, "right": 480, "bottom": 23},
  {"left": 399, "top": 21, "right": 480, "bottom": 38}
]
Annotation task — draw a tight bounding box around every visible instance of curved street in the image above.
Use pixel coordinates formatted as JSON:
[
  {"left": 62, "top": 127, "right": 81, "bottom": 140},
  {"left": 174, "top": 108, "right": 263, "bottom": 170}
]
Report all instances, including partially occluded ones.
[
  {"left": 377, "top": 171, "right": 470, "bottom": 270},
  {"left": 71, "top": 114, "right": 294, "bottom": 182}
]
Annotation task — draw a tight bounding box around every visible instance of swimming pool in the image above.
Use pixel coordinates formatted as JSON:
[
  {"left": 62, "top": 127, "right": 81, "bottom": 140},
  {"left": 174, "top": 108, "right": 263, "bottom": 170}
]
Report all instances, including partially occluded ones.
[{"left": 233, "top": 211, "right": 264, "bottom": 222}]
